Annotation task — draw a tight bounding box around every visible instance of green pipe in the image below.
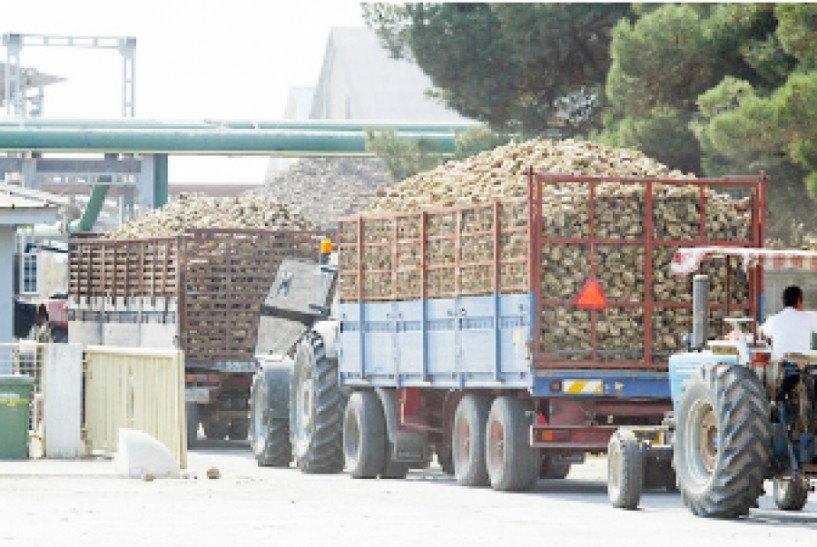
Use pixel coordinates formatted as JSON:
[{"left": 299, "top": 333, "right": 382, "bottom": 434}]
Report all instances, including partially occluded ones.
[
  {"left": 154, "top": 154, "right": 168, "bottom": 207},
  {"left": 0, "top": 118, "right": 479, "bottom": 135},
  {"left": 74, "top": 183, "right": 110, "bottom": 232},
  {"left": 0, "top": 128, "right": 460, "bottom": 155}
]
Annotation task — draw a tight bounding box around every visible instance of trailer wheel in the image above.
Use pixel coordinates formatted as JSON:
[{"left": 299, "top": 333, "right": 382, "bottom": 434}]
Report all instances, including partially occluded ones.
[
  {"left": 436, "top": 445, "right": 455, "bottom": 475},
  {"left": 674, "top": 363, "right": 771, "bottom": 518},
  {"left": 644, "top": 457, "right": 677, "bottom": 492},
  {"left": 203, "top": 417, "right": 230, "bottom": 441},
  {"left": 540, "top": 454, "right": 571, "bottom": 479},
  {"left": 290, "top": 333, "right": 345, "bottom": 474},
  {"left": 607, "top": 429, "right": 643, "bottom": 509},
  {"left": 452, "top": 393, "right": 492, "bottom": 487},
  {"left": 485, "top": 396, "right": 540, "bottom": 492},
  {"left": 773, "top": 477, "right": 809, "bottom": 511},
  {"left": 343, "top": 391, "right": 386, "bottom": 478},
  {"left": 185, "top": 403, "right": 199, "bottom": 449},
  {"left": 250, "top": 371, "right": 291, "bottom": 467},
  {"left": 228, "top": 418, "right": 250, "bottom": 441}
]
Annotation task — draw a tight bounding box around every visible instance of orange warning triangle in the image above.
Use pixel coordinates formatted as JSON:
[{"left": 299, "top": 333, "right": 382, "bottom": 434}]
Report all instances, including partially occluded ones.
[{"left": 575, "top": 277, "right": 608, "bottom": 311}]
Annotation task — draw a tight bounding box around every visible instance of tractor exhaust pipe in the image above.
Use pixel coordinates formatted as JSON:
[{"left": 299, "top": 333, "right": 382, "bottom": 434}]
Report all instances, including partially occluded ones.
[{"left": 692, "top": 274, "right": 710, "bottom": 351}]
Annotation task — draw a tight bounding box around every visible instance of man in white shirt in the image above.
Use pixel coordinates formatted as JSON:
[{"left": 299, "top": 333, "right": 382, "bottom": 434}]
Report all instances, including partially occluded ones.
[{"left": 760, "top": 285, "right": 817, "bottom": 359}]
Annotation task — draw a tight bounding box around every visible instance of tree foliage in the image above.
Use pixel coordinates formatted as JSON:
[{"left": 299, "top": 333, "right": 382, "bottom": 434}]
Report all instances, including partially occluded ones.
[
  {"left": 366, "top": 127, "right": 512, "bottom": 181},
  {"left": 362, "top": 3, "right": 817, "bottom": 241},
  {"left": 363, "top": 3, "right": 632, "bottom": 136}
]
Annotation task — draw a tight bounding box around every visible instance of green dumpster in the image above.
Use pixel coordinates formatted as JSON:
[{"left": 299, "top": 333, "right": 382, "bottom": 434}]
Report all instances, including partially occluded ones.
[{"left": 0, "top": 375, "right": 34, "bottom": 459}]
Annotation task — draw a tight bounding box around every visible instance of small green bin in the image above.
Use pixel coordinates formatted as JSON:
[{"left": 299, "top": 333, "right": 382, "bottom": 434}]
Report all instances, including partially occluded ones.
[{"left": 0, "top": 375, "right": 34, "bottom": 459}]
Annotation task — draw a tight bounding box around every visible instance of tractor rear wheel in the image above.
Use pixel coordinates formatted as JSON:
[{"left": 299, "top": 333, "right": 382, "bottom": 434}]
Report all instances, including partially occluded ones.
[
  {"left": 290, "top": 333, "right": 345, "bottom": 474},
  {"left": 452, "top": 393, "right": 492, "bottom": 487},
  {"left": 773, "top": 477, "right": 809, "bottom": 511},
  {"left": 485, "top": 396, "right": 540, "bottom": 491},
  {"left": 674, "top": 363, "right": 771, "bottom": 518},
  {"left": 607, "top": 429, "right": 643, "bottom": 509}
]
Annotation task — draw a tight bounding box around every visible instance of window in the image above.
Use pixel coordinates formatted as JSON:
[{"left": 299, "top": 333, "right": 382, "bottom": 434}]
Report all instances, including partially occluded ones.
[{"left": 20, "top": 252, "right": 39, "bottom": 295}]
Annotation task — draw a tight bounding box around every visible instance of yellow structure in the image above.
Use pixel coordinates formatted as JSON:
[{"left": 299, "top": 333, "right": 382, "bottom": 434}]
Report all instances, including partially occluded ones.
[{"left": 83, "top": 346, "right": 186, "bottom": 467}]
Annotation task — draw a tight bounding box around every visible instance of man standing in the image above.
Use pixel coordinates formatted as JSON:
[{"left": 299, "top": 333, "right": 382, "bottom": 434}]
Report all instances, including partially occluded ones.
[{"left": 760, "top": 285, "right": 817, "bottom": 359}]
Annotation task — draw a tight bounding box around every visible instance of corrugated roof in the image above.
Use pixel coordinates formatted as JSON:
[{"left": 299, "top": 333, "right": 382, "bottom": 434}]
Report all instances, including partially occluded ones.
[{"left": 310, "top": 27, "right": 471, "bottom": 122}]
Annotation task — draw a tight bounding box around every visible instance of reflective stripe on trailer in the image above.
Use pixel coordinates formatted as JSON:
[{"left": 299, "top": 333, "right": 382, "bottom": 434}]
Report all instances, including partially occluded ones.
[{"left": 562, "top": 380, "right": 603, "bottom": 395}]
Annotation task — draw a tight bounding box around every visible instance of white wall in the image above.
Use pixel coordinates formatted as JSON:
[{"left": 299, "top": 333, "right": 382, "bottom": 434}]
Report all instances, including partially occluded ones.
[{"left": 0, "top": 227, "right": 15, "bottom": 343}]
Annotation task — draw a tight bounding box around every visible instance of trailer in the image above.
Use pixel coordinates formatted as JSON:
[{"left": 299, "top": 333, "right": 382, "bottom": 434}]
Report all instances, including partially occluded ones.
[
  {"left": 68, "top": 228, "right": 320, "bottom": 445},
  {"left": 251, "top": 171, "right": 765, "bottom": 489}
]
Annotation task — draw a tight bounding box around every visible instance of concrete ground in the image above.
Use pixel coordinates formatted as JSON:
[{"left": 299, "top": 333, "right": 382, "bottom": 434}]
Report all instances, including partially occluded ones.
[{"left": 1, "top": 443, "right": 815, "bottom": 546}]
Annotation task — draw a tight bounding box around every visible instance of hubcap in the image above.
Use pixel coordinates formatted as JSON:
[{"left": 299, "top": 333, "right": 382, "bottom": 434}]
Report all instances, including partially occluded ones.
[
  {"left": 487, "top": 419, "right": 505, "bottom": 476},
  {"left": 685, "top": 399, "right": 718, "bottom": 485},
  {"left": 344, "top": 408, "right": 361, "bottom": 462},
  {"left": 454, "top": 417, "right": 471, "bottom": 472},
  {"left": 295, "top": 367, "right": 315, "bottom": 448},
  {"left": 609, "top": 446, "right": 621, "bottom": 494},
  {"left": 252, "top": 388, "right": 268, "bottom": 454}
]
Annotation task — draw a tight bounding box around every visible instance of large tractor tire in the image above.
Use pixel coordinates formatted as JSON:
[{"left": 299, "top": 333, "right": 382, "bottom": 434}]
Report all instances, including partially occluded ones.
[
  {"left": 249, "top": 367, "right": 292, "bottom": 467},
  {"left": 290, "top": 333, "right": 345, "bottom": 474},
  {"left": 485, "top": 396, "right": 540, "bottom": 492},
  {"left": 773, "top": 477, "right": 809, "bottom": 511},
  {"left": 674, "top": 363, "right": 771, "bottom": 518},
  {"left": 607, "top": 429, "right": 644, "bottom": 510},
  {"left": 344, "top": 390, "right": 387, "bottom": 479},
  {"left": 452, "top": 393, "right": 492, "bottom": 487}
]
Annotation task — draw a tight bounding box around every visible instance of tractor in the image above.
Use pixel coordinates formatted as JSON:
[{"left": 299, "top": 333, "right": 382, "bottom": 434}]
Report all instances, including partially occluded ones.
[{"left": 608, "top": 246, "right": 817, "bottom": 518}]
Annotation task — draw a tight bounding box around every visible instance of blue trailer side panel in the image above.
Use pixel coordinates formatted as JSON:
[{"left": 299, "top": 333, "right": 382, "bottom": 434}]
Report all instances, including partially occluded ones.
[
  {"left": 338, "top": 294, "right": 533, "bottom": 389},
  {"left": 339, "top": 292, "right": 673, "bottom": 401}
]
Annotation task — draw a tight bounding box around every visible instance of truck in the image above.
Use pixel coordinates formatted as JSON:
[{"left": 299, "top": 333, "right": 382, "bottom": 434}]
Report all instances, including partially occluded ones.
[
  {"left": 608, "top": 246, "right": 816, "bottom": 518},
  {"left": 68, "top": 228, "right": 320, "bottom": 445},
  {"left": 250, "top": 171, "right": 766, "bottom": 489}
]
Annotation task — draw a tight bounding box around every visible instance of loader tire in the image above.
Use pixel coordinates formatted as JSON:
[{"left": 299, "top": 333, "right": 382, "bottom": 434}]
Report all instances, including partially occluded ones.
[
  {"left": 250, "top": 369, "right": 291, "bottom": 467},
  {"left": 773, "top": 477, "right": 809, "bottom": 511},
  {"left": 343, "top": 390, "right": 387, "bottom": 479},
  {"left": 290, "top": 333, "right": 345, "bottom": 474},
  {"left": 452, "top": 393, "right": 492, "bottom": 487},
  {"left": 607, "top": 429, "right": 643, "bottom": 510},
  {"left": 485, "top": 396, "right": 540, "bottom": 492},
  {"left": 674, "top": 363, "right": 771, "bottom": 519}
]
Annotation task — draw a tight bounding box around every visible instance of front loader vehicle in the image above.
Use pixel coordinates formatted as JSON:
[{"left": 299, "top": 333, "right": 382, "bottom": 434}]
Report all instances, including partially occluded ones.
[
  {"left": 608, "top": 247, "right": 817, "bottom": 517},
  {"left": 249, "top": 251, "right": 341, "bottom": 470}
]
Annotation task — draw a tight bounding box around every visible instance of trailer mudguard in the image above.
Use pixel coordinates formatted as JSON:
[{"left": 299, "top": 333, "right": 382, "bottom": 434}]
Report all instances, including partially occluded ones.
[{"left": 375, "top": 388, "right": 428, "bottom": 464}]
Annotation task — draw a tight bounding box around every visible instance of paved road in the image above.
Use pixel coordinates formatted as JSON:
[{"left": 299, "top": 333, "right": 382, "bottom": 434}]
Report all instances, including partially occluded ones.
[{"left": 1, "top": 444, "right": 815, "bottom": 546}]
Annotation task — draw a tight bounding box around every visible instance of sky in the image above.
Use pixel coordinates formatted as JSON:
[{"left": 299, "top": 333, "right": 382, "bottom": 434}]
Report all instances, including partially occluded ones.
[{"left": 1, "top": 0, "right": 366, "bottom": 183}]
